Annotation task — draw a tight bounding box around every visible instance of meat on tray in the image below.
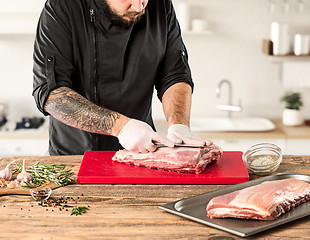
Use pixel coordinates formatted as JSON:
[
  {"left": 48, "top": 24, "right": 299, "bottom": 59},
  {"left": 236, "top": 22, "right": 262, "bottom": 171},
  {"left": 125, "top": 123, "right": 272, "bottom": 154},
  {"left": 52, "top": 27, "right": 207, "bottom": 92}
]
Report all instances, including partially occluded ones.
[
  {"left": 207, "top": 178, "right": 310, "bottom": 220},
  {"left": 112, "top": 144, "right": 222, "bottom": 174}
]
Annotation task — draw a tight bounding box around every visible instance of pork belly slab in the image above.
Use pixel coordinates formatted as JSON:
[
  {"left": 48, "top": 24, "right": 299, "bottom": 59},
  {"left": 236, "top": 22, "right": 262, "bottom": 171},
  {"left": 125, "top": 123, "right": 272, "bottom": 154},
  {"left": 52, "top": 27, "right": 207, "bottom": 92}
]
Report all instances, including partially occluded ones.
[
  {"left": 207, "top": 178, "right": 310, "bottom": 220},
  {"left": 112, "top": 144, "right": 222, "bottom": 174}
]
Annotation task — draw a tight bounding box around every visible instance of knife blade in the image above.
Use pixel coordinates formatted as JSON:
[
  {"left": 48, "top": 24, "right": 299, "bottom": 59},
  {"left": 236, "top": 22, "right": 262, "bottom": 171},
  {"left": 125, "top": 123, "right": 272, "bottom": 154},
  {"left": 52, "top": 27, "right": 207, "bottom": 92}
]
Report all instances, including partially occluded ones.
[{"left": 154, "top": 142, "right": 208, "bottom": 148}]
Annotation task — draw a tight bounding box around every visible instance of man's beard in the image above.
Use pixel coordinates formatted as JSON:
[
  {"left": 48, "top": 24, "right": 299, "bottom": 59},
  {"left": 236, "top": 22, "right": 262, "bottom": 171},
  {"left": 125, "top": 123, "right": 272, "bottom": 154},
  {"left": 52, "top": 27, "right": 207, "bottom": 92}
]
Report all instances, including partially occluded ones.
[{"left": 102, "top": 0, "right": 145, "bottom": 28}]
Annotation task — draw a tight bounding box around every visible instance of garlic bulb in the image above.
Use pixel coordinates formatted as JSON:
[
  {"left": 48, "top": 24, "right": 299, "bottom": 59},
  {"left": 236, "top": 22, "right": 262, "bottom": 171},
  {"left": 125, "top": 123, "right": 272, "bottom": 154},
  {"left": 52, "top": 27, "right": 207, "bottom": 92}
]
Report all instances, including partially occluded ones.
[
  {"left": 7, "top": 180, "right": 19, "bottom": 189},
  {"left": 16, "top": 159, "right": 33, "bottom": 183},
  {"left": 20, "top": 179, "right": 28, "bottom": 187},
  {"left": 0, "top": 160, "right": 16, "bottom": 180}
]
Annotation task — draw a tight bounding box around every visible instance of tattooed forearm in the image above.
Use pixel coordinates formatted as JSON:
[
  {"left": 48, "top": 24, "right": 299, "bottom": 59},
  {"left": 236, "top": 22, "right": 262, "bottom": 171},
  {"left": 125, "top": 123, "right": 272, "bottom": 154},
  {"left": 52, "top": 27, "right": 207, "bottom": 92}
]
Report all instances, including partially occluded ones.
[{"left": 44, "top": 87, "right": 121, "bottom": 135}]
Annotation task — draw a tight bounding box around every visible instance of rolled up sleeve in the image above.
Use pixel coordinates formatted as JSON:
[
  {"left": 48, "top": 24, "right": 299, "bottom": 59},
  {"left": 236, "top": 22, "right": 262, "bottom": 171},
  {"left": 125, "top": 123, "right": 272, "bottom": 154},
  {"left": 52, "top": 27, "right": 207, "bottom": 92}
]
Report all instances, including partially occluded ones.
[
  {"left": 155, "top": 1, "right": 194, "bottom": 101},
  {"left": 32, "top": 0, "right": 74, "bottom": 115}
]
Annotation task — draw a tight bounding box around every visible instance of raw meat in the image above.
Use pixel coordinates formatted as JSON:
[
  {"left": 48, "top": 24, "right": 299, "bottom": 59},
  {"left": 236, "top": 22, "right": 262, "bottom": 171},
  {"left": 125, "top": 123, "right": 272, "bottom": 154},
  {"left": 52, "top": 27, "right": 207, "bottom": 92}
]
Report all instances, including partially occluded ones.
[
  {"left": 112, "top": 144, "right": 222, "bottom": 174},
  {"left": 207, "top": 178, "right": 310, "bottom": 220}
]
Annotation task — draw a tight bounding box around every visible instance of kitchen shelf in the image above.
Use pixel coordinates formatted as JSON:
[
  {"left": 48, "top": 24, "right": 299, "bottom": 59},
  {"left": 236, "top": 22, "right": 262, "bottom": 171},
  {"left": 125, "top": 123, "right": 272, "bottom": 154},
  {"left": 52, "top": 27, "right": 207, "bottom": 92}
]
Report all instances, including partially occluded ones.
[
  {"left": 182, "top": 30, "right": 212, "bottom": 36},
  {"left": 262, "top": 40, "right": 310, "bottom": 62},
  {"left": 268, "top": 55, "right": 310, "bottom": 63}
]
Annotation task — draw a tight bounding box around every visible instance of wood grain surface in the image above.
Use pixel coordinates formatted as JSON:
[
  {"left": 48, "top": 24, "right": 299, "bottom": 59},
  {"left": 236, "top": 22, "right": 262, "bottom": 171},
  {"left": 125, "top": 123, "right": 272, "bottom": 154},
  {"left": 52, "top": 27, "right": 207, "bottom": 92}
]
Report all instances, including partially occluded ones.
[
  {"left": 0, "top": 180, "right": 59, "bottom": 195},
  {"left": 0, "top": 155, "right": 310, "bottom": 240}
]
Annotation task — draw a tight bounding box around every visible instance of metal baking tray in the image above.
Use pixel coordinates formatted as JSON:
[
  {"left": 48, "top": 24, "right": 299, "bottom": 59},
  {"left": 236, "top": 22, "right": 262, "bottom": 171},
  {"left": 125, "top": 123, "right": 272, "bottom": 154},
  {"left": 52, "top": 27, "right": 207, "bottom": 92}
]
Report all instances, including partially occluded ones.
[{"left": 159, "top": 171, "right": 310, "bottom": 237}]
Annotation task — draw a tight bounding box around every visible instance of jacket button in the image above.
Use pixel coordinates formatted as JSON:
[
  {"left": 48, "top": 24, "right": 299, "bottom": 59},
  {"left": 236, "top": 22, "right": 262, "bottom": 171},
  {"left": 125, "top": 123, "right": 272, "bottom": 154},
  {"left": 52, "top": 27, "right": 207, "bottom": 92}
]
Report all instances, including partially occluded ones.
[{"left": 47, "top": 57, "right": 53, "bottom": 62}]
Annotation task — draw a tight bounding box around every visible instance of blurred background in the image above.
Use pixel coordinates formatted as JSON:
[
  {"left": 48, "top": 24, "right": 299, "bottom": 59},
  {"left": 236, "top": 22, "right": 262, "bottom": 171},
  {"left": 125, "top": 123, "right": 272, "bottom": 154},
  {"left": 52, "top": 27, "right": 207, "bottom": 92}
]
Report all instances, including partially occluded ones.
[{"left": 0, "top": 0, "right": 310, "bottom": 156}]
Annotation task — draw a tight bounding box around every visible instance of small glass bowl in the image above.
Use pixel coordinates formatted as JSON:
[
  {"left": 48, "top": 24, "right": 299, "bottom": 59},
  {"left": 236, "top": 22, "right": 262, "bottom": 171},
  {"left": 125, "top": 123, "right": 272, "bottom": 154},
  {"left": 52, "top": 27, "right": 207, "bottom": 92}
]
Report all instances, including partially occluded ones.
[
  {"left": 242, "top": 143, "right": 282, "bottom": 176},
  {"left": 30, "top": 188, "right": 52, "bottom": 201}
]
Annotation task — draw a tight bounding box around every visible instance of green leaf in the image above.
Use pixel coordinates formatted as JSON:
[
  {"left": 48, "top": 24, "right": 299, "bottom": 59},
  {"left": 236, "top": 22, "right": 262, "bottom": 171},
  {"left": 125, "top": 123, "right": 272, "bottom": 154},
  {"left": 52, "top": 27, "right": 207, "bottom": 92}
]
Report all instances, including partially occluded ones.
[
  {"left": 280, "top": 92, "right": 303, "bottom": 110},
  {"left": 71, "top": 206, "right": 89, "bottom": 216},
  {"left": 15, "top": 162, "right": 75, "bottom": 189}
]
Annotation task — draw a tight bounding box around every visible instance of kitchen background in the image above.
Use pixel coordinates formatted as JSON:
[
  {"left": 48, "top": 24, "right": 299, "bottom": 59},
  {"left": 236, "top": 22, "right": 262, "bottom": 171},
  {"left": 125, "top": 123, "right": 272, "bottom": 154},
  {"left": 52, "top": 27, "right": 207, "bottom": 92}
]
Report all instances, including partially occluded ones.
[{"left": 0, "top": 0, "right": 310, "bottom": 156}]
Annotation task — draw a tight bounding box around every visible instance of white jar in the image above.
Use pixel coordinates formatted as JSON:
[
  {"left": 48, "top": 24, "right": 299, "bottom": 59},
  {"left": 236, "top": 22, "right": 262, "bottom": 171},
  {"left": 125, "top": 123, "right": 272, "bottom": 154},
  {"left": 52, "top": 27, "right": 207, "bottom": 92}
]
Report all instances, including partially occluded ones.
[
  {"left": 270, "top": 22, "right": 290, "bottom": 55},
  {"left": 294, "top": 34, "right": 310, "bottom": 56},
  {"left": 191, "top": 19, "right": 207, "bottom": 32}
]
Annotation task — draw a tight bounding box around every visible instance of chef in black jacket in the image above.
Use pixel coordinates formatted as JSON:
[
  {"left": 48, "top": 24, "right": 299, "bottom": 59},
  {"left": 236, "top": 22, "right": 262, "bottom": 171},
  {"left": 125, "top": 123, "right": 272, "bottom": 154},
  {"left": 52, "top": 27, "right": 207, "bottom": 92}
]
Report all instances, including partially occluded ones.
[{"left": 33, "top": 0, "right": 210, "bottom": 155}]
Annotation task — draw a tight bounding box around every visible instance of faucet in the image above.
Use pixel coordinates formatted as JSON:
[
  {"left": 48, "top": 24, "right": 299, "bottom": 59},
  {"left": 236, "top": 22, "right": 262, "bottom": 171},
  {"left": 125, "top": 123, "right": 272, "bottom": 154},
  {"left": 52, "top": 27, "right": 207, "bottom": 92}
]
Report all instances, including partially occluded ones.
[{"left": 216, "top": 79, "right": 242, "bottom": 118}]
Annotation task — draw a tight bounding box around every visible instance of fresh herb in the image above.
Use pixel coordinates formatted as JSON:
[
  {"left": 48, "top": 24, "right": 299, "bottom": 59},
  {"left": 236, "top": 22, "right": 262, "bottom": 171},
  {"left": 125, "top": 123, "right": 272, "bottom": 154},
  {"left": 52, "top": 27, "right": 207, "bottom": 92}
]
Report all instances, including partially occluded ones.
[
  {"left": 71, "top": 206, "right": 89, "bottom": 216},
  {"left": 15, "top": 162, "right": 75, "bottom": 188},
  {"left": 280, "top": 92, "right": 303, "bottom": 110}
]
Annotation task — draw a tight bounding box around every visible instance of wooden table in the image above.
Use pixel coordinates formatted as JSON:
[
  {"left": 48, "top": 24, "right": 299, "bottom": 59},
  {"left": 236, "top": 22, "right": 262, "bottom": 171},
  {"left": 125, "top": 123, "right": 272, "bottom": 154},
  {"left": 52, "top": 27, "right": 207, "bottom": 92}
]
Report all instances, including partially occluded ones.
[{"left": 1, "top": 155, "right": 310, "bottom": 240}]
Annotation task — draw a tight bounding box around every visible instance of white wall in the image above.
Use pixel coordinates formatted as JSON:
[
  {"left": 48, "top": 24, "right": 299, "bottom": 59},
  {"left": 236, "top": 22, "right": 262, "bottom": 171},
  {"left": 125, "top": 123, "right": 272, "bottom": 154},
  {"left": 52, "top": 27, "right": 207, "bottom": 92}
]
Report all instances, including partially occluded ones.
[
  {"left": 153, "top": 0, "right": 310, "bottom": 120},
  {"left": 0, "top": 0, "right": 310, "bottom": 123}
]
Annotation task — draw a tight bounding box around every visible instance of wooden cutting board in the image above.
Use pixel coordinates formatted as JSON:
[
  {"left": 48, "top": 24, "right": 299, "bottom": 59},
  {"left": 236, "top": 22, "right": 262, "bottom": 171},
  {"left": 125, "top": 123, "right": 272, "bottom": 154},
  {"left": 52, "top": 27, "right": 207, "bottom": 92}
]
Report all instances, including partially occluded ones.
[
  {"left": 77, "top": 151, "right": 249, "bottom": 184},
  {"left": 0, "top": 180, "right": 60, "bottom": 196}
]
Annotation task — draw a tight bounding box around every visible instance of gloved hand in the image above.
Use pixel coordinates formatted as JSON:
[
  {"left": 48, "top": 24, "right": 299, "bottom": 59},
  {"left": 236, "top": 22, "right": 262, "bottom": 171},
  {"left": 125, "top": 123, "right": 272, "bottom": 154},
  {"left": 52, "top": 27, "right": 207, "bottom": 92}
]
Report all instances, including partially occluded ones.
[
  {"left": 117, "top": 119, "right": 174, "bottom": 153},
  {"left": 167, "top": 124, "right": 213, "bottom": 146}
]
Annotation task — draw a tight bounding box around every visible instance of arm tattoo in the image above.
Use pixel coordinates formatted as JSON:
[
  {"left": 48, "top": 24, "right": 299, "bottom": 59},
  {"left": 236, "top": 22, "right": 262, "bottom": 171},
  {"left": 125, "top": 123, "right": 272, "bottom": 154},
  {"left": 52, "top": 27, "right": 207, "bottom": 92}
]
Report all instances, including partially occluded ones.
[{"left": 45, "top": 87, "right": 120, "bottom": 135}]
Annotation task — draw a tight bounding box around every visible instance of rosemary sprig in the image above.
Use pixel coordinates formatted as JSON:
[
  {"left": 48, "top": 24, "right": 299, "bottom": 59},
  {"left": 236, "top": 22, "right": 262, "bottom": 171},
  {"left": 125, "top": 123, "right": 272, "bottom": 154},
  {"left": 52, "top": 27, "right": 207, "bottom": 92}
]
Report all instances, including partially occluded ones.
[
  {"left": 15, "top": 161, "right": 75, "bottom": 188},
  {"left": 71, "top": 206, "right": 89, "bottom": 216}
]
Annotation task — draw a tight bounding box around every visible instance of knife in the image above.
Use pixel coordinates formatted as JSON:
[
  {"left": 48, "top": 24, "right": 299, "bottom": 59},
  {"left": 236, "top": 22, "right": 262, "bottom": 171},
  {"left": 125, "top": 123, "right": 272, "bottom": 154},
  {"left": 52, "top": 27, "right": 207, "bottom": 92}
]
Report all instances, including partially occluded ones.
[{"left": 154, "top": 142, "right": 208, "bottom": 148}]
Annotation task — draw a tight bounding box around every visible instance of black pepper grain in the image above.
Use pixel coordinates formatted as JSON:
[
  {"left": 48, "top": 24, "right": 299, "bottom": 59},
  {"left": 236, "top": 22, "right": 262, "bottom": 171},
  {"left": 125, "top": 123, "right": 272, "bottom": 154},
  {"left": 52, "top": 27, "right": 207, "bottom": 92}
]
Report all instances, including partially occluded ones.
[{"left": 35, "top": 195, "right": 90, "bottom": 215}]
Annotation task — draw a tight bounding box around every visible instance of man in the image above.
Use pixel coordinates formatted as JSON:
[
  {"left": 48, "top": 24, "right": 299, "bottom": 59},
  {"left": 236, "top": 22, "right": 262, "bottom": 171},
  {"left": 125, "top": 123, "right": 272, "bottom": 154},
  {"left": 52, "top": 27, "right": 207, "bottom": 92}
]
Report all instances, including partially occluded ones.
[{"left": 33, "top": 0, "right": 209, "bottom": 155}]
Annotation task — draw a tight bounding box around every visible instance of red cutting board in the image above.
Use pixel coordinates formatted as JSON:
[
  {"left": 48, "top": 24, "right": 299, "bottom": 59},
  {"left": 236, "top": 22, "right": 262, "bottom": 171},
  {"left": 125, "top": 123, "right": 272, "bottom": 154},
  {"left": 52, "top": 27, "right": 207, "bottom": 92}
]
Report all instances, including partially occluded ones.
[{"left": 77, "top": 151, "right": 249, "bottom": 184}]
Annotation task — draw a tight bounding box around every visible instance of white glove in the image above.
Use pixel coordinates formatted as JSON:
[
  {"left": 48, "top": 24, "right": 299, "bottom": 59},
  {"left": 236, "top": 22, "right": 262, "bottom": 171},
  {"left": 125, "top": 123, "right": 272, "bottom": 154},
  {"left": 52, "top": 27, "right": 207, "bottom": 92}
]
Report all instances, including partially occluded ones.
[
  {"left": 117, "top": 119, "right": 174, "bottom": 153},
  {"left": 167, "top": 124, "right": 213, "bottom": 146}
]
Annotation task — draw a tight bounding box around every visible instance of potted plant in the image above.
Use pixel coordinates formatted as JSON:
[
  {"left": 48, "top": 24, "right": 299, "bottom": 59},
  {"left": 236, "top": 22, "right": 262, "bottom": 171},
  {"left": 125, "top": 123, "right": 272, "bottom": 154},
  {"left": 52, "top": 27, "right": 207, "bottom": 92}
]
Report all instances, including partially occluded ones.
[{"left": 280, "top": 92, "right": 303, "bottom": 126}]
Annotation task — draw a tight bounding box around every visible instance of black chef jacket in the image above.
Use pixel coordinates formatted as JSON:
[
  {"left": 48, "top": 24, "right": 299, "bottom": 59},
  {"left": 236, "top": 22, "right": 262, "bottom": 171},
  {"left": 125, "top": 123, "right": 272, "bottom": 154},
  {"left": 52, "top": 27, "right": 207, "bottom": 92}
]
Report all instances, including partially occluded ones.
[{"left": 33, "top": 0, "right": 193, "bottom": 155}]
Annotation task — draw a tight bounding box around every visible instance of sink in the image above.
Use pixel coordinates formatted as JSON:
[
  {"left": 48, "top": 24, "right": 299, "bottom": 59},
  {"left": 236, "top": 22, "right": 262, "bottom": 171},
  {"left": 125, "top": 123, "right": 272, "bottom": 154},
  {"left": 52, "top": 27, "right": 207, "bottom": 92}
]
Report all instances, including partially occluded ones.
[{"left": 190, "top": 117, "right": 275, "bottom": 132}]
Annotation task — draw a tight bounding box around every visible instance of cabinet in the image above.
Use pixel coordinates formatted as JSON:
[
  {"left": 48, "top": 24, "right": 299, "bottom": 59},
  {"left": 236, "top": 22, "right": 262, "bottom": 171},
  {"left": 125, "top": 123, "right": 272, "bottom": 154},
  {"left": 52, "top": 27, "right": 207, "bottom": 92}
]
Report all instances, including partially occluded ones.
[
  {"left": 0, "top": 138, "right": 48, "bottom": 157},
  {"left": 0, "top": 127, "right": 49, "bottom": 157},
  {"left": 212, "top": 138, "right": 286, "bottom": 154},
  {"left": 286, "top": 139, "right": 310, "bottom": 155},
  {"left": 212, "top": 138, "right": 310, "bottom": 155}
]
